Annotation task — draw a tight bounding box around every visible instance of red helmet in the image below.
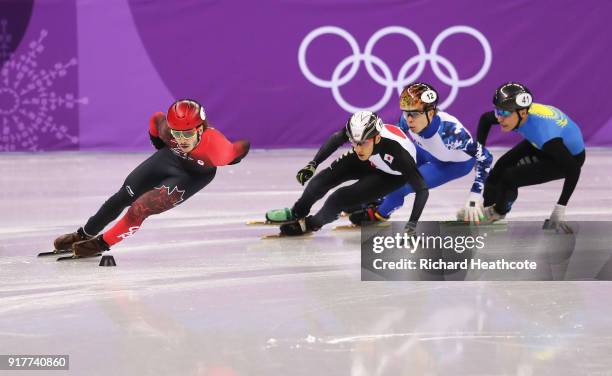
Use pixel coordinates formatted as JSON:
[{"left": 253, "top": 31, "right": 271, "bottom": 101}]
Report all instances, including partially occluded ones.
[{"left": 166, "top": 99, "right": 207, "bottom": 131}]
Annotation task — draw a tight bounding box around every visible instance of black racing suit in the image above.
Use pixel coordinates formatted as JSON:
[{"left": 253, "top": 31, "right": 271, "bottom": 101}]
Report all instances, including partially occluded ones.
[
  {"left": 292, "top": 126, "right": 429, "bottom": 228},
  {"left": 81, "top": 112, "right": 248, "bottom": 246},
  {"left": 476, "top": 111, "right": 585, "bottom": 214}
]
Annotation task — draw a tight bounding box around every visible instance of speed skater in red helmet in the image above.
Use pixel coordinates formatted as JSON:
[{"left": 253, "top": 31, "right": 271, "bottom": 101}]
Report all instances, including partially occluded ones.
[{"left": 52, "top": 99, "right": 250, "bottom": 258}]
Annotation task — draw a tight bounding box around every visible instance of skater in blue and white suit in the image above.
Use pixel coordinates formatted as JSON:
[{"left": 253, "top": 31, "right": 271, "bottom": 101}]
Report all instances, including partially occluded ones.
[{"left": 349, "top": 83, "right": 493, "bottom": 224}]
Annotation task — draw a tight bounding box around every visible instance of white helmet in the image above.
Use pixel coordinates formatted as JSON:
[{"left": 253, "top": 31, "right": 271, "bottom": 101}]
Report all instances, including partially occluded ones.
[{"left": 345, "top": 110, "right": 383, "bottom": 143}]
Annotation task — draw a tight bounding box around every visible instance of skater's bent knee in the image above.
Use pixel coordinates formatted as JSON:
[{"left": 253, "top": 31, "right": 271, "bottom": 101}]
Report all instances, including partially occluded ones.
[
  {"left": 126, "top": 186, "right": 180, "bottom": 220},
  {"left": 106, "top": 188, "right": 134, "bottom": 207}
]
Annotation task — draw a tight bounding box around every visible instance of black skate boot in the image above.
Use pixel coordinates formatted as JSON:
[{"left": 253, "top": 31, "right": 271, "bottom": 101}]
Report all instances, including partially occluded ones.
[
  {"left": 72, "top": 235, "right": 110, "bottom": 258},
  {"left": 348, "top": 205, "right": 388, "bottom": 225},
  {"left": 54, "top": 227, "right": 91, "bottom": 251},
  {"left": 279, "top": 216, "right": 319, "bottom": 236}
]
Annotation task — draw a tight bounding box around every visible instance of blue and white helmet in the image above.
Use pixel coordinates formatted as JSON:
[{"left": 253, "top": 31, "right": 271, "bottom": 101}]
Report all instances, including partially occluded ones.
[{"left": 345, "top": 111, "right": 383, "bottom": 143}]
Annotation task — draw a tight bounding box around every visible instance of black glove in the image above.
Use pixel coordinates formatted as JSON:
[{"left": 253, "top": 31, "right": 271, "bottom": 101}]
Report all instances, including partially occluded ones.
[
  {"left": 229, "top": 140, "right": 250, "bottom": 165},
  {"left": 296, "top": 161, "right": 317, "bottom": 185},
  {"left": 149, "top": 133, "right": 166, "bottom": 150}
]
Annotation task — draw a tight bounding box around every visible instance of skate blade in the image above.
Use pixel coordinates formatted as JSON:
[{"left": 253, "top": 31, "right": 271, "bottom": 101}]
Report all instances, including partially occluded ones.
[
  {"left": 441, "top": 220, "right": 508, "bottom": 231},
  {"left": 247, "top": 220, "right": 296, "bottom": 226},
  {"left": 334, "top": 222, "right": 390, "bottom": 231},
  {"left": 442, "top": 220, "right": 507, "bottom": 226},
  {"left": 247, "top": 220, "right": 275, "bottom": 226},
  {"left": 333, "top": 224, "right": 359, "bottom": 231},
  {"left": 38, "top": 249, "right": 72, "bottom": 257},
  {"left": 261, "top": 232, "right": 314, "bottom": 240},
  {"left": 56, "top": 253, "right": 102, "bottom": 261}
]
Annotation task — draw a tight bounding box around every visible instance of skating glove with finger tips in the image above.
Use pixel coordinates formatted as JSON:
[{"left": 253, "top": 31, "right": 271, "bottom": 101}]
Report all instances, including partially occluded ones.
[
  {"left": 543, "top": 204, "right": 573, "bottom": 233},
  {"left": 296, "top": 161, "right": 317, "bottom": 185},
  {"left": 549, "top": 204, "right": 566, "bottom": 223},
  {"left": 463, "top": 192, "right": 484, "bottom": 223}
]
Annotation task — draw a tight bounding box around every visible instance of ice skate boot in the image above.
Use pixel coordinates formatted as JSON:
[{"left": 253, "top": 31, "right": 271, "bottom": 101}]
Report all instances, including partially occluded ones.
[
  {"left": 348, "top": 205, "right": 388, "bottom": 225},
  {"left": 279, "top": 216, "right": 319, "bottom": 236},
  {"left": 54, "top": 227, "right": 91, "bottom": 251},
  {"left": 265, "top": 207, "right": 295, "bottom": 223},
  {"left": 72, "top": 235, "right": 110, "bottom": 258}
]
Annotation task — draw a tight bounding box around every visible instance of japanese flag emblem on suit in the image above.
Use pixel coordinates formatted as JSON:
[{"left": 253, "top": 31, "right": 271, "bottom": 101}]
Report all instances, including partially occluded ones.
[{"left": 384, "top": 154, "right": 394, "bottom": 164}]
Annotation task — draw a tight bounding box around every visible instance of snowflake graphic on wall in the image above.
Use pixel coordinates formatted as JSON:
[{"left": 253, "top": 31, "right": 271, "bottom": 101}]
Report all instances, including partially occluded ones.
[{"left": 0, "top": 19, "right": 87, "bottom": 151}]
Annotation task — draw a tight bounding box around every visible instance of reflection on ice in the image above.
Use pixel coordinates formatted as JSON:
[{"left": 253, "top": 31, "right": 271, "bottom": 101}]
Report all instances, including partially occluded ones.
[{"left": 1, "top": 150, "right": 612, "bottom": 375}]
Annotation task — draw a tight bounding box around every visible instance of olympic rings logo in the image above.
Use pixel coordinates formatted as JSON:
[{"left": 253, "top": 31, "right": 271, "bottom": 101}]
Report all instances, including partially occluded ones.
[{"left": 298, "top": 25, "right": 492, "bottom": 113}]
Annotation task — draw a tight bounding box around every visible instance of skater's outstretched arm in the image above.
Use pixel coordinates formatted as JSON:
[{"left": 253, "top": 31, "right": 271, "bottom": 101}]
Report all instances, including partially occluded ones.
[
  {"left": 199, "top": 128, "right": 250, "bottom": 167},
  {"left": 541, "top": 138, "right": 583, "bottom": 228},
  {"left": 148, "top": 112, "right": 168, "bottom": 149},
  {"left": 389, "top": 143, "right": 429, "bottom": 223},
  {"left": 541, "top": 138, "right": 581, "bottom": 207},
  {"left": 476, "top": 111, "right": 498, "bottom": 147},
  {"left": 441, "top": 120, "right": 492, "bottom": 223},
  {"left": 447, "top": 124, "right": 493, "bottom": 196},
  {"left": 296, "top": 129, "right": 349, "bottom": 185},
  {"left": 311, "top": 129, "right": 349, "bottom": 166},
  {"left": 229, "top": 140, "right": 251, "bottom": 165},
  {"left": 150, "top": 108, "right": 250, "bottom": 168}
]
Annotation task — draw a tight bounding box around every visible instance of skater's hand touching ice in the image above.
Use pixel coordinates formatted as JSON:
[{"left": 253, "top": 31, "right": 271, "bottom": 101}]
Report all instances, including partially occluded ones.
[
  {"left": 543, "top": 204, "right": 573, "bottom": 234},
  {"left": 463, "top": 193, "right": 484, "bottom": 224}
]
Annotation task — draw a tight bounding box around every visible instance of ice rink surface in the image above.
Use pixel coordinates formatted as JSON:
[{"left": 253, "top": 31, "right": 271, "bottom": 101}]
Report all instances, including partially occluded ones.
[{"left": 1, "top": 148, "right": 612, "bottom": 375}]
